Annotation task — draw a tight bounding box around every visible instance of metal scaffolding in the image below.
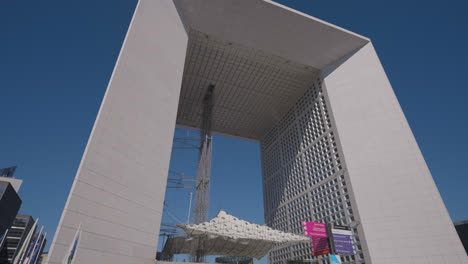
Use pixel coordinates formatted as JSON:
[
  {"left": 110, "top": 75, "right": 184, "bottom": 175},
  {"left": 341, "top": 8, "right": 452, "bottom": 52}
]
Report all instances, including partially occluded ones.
[
  {"left": 162, "top": 85, "right": 215, "bottom": 262},
  {"left": 192, "top": 84, "right": 215, "bottom": 262},
  {"left": 193, "top": 138, "right": 212, "bottom": 225}
]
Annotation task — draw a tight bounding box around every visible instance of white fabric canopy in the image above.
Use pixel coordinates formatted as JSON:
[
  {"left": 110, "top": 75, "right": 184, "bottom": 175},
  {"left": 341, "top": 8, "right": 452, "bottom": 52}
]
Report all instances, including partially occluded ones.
[
  {"left": 163, "top": 210, "right": 309, "bottom": 259},
  {"left": 182, "top": 210, "right": 309, "bottom": 243}
]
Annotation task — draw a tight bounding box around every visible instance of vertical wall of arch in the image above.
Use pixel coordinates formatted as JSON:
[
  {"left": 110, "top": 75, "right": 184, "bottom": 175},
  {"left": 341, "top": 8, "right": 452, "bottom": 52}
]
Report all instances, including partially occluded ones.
[
  {"left": 46, "top": 1, "right": 188, "bottom": 263},
  {"left": 262, "top": 42, "right": 468, "bottom": 264},
  {"left": 321, "top": 42, "right": 467, "bottom": 263}
]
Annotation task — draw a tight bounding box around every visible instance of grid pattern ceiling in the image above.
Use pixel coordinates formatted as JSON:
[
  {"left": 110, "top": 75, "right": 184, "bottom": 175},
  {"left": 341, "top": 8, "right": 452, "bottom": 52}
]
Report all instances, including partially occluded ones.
[{"left": 176, "top": 30, "right": 319, "bottom": 140}]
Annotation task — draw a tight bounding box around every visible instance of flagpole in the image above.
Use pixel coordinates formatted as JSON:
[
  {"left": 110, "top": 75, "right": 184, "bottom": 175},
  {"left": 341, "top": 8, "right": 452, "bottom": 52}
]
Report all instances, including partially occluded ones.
[
  {"left": 69, "top": 228, "right": 82, "bottom": 264},
  {"left": 13, "top": 218, "right": 38, "bottom": 264},
  {"left": 0, "top": 229, "right": 8, "bottom": 252},
  {"left": 24, "top": 226, "right": 43, "bottom": 264},
  {"left": 32, "top": 232, "right": 47, "bottom": 264},
  {"left": 63, "top": 223, "right": 82, "bottom": 264},
  {"left": 18, "top": 220, "right": 39, "bottom": 264}
]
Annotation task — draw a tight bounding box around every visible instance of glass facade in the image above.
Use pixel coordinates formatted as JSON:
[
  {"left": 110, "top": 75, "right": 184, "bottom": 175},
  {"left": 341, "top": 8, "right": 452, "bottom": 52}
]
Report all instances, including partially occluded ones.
[
  {"left": 0, "top": 166, "right": 16, "bottom": 178},
  {"left": 0, "top": 215, "right": 33, "bottom": 263}
]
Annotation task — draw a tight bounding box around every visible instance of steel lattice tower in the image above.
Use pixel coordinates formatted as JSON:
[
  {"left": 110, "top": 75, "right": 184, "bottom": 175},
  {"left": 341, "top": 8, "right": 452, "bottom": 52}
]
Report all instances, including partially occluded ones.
[{"left": 192, "top": 85, "right": 215, "bottom": 262}]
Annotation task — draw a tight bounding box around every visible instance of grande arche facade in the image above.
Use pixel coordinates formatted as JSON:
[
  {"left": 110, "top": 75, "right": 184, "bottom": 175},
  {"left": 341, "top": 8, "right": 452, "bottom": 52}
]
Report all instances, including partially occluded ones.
[{"left": 46, "top": 1, "right": 468, "bottom": 264}]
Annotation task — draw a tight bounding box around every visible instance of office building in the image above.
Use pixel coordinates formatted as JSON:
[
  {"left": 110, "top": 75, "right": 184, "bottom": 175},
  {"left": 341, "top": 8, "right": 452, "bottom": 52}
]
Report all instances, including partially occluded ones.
[
  {"left": 46, "top": 1, "right": 468, "bottom": 263},
  {"left": 0, "top": 166, "right": 17, "bottom": 178},
  {"left": 0, "top": 215, "right": 34, "bottom": 263},
  {"left": 455, "top": 220, "right": 468, "bottom": 255},
  {"left": 0, "top": 166, "right": 22, "bottom": 193},
  {"left": 0, "top": 182, "right": 22, "bottom": 238}
]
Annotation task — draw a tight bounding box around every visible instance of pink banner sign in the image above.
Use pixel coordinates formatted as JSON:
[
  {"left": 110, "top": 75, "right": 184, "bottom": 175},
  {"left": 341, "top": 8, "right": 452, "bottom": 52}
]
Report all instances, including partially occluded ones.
[{"left": 303, "top": 221, "right": 330, "bottom": 256}]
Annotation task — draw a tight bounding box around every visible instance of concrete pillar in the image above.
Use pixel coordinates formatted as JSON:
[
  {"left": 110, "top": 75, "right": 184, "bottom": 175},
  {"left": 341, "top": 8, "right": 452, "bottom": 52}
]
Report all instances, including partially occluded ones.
[{"left": 46, "top": 1, "right": 188, "bottom": 263}]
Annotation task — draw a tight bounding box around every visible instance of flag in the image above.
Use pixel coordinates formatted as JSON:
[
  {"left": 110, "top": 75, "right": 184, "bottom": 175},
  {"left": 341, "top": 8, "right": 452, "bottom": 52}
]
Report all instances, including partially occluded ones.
[
  {"left": 30, "top": 232, "right": 46, "bottom": 264},
  {"left": 24, "top": 226, "right": 43, "bottom": 264},
  {"left": 63, "top": 223, "right": 82, "bottom": 264}
]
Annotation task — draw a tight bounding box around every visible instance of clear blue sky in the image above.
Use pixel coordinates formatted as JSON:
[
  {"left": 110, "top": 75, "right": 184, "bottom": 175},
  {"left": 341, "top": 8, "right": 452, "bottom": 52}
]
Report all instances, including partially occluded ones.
[{"left": 1, "top": 0, "right": 467, "bottom": 256}]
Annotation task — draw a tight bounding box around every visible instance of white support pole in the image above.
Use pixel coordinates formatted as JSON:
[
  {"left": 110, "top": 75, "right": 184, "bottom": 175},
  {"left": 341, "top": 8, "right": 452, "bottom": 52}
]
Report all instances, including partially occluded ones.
[{"left": 187, "top": 192, "right": 193, "bottom": 224}]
